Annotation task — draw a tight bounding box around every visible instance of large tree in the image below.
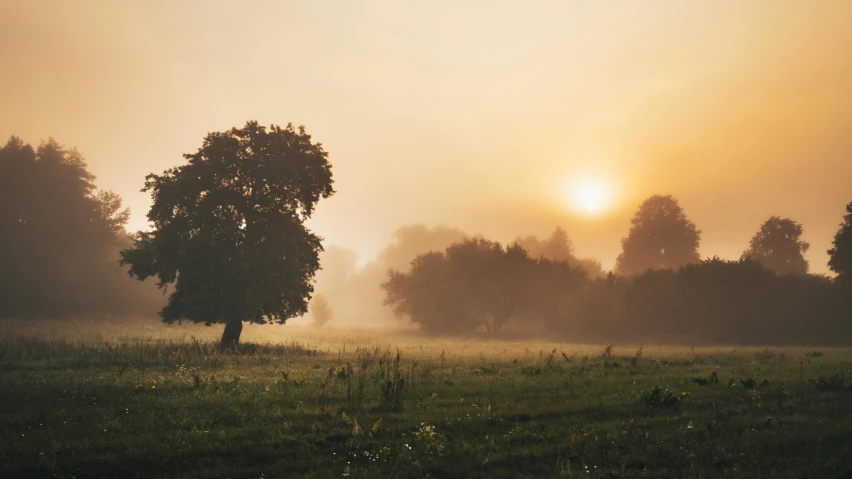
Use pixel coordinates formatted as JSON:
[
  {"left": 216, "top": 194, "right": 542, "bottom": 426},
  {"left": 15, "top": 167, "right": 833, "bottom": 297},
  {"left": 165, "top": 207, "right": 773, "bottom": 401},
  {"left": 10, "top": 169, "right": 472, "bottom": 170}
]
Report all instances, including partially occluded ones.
[
  {"left": 828, "top": 202, "right": 852, "bottom": 285},
  {"left": 615, "top": 195, "right": 701, "bottom": 275},
  {"left": 120, "top": 122, "right": 334, "bottom": 345},
  {"left": 742, "top": 216, "right": 809, "bottom": 275}
]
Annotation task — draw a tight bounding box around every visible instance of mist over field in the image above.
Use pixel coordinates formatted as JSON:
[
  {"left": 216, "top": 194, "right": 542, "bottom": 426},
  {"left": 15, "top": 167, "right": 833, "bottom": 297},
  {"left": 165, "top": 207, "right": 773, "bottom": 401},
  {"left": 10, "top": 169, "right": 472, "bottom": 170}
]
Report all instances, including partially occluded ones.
[{"left": 2, "top": 1, "right": 852, "bottom": 477}]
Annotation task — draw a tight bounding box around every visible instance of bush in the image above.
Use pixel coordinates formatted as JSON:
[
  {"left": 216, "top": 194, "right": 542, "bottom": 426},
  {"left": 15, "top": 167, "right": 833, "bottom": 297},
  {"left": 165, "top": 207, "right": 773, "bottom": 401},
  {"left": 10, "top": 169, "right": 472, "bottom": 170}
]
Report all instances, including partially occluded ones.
[{"left": 641, "top": 386, "right": 689, "bottom": 408}]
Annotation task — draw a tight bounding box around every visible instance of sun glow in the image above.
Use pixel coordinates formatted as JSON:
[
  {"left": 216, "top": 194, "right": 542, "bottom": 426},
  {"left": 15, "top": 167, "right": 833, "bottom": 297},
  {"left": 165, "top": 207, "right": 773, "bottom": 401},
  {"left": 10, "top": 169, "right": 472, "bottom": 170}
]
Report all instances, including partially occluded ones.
[{"left": 565, "top": 176, "right": 613, "bottom": 215}]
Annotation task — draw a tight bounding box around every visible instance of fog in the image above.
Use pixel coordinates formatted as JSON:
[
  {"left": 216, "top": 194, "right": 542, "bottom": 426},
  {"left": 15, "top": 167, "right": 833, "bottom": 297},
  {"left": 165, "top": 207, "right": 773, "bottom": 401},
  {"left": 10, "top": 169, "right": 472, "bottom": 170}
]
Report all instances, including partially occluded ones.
[
  {"left": 4, "top": 4, "right": 852, "bottom": 476},
  {"left": 308, "top": 225, "right": 468, "bottom": 328},
  {"left": 3, "top": 1, "right": 850, "bottom": 276},
  {"left": 2, "top": 1, "right": 852, "bottom": 338}
]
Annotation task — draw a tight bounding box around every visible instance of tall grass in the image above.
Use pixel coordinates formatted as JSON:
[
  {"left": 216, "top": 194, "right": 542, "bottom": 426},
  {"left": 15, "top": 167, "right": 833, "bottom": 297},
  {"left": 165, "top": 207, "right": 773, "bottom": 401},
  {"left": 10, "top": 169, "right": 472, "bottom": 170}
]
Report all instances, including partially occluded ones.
[{"left": 1, "top": 320, "right": 851, "bottom": 478}]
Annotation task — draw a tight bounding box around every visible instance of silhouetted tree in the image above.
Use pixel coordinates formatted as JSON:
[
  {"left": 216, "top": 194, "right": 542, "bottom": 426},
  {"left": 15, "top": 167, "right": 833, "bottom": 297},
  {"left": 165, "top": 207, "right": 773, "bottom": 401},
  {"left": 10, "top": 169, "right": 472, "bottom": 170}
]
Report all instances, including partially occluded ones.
[
  {"left": 383, "top": 251, "right": 467, "bottom": 334},
  {"left": 309, "top": 293, "right": 334, "bottom": 328},
  {"left": 828, "top": 202, "right": 852, "bottom": 286},
  {"left": 0, "top": 136, "right": 160, "bottom": 318},
  {"left": 383, "top": 239, "right": 509, "bottom": 334},
  {"left": 615, "top": 195, "right": 700, "bottom": 275},
  {"left": 528, "top": 254, "right": 591, "bottom": 332},
  {"left": 383, "top": 237, "right": 588, "bottom": 335},
  {"left": 742, "top": 216, "right": 809, "bottom": 275},
  {"left": 120, "top": 122, "right": 334, "bottom": 346}
]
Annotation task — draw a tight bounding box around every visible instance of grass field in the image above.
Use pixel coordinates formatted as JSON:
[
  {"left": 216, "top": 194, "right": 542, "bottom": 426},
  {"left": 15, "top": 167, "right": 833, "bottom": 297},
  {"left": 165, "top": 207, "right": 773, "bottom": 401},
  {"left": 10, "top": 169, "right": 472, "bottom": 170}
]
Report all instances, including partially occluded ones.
[{"left": 2, "top": 320, "right": 852, "bottom": 478}]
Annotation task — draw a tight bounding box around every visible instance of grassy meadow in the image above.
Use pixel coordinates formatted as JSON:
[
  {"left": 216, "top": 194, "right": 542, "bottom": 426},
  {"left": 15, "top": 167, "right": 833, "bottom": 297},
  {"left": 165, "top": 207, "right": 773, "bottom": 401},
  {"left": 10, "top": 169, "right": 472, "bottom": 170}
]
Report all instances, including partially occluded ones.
[{"left": 2, "top": 319, "right": 852, "bottom": 478}]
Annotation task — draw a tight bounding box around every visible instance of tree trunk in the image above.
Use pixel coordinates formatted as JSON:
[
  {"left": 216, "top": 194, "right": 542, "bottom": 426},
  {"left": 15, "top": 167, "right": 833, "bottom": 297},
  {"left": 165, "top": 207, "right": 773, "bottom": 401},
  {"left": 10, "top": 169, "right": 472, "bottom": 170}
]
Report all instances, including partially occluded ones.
[{"left": 221, "top": 319, "right": 243, "bottom": 347}]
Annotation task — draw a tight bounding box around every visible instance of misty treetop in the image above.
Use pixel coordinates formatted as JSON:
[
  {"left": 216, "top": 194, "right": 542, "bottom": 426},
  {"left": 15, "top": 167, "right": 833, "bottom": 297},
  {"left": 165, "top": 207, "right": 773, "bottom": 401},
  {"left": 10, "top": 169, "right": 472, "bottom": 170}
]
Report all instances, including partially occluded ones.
[
  {"left": 515, "top": 226, "right": 604, "bottom": 278},
  {"left": 120, "top": 122, "right": 334, "bottom": 345},
  {"left": 616, "top": 195, "right": 701, "bottom": 276},
  {"left": 742, "top": 216, "right": 810, "bottom": 275},
  {"left": 0, "top": 136, "right": 160, "bottom": 318}
]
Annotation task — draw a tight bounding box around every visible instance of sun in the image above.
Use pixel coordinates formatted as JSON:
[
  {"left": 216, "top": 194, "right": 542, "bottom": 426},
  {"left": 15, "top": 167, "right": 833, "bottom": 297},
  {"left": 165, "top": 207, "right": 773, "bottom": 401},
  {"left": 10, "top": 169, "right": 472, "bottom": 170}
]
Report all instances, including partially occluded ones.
[{"left": 565, "top": 176, "right": 613, "bottom": 215}]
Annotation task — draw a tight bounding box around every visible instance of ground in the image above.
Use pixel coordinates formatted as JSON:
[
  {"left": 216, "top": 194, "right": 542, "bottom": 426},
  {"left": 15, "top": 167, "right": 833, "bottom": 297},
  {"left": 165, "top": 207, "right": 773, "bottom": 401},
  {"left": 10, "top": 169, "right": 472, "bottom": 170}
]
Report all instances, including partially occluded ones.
[{"left": 2, "top": 319, "right": 852, "bottom": 478}]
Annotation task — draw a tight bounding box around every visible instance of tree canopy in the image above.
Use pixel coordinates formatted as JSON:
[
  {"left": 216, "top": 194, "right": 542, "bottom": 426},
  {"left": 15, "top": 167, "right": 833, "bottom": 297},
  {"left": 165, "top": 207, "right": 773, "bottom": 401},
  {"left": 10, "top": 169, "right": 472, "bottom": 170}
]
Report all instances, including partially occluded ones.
[
  {"left": 615, "top": 195, "right": 701, "bottom": 276},
  {"left": 120, "top": 122, "right": 334, "bottom": 345},
  {"left": 0, "top": 136, "right": 159, "bottom": 318},
  {"left": 742, "top": 216, "right": 809, "bottom": 275},
  {"left": 828, "top": 202, "right": 852, "bottom": 286},
  {"left": 382, "top": 237, "right": 588, "bottom": 335}
]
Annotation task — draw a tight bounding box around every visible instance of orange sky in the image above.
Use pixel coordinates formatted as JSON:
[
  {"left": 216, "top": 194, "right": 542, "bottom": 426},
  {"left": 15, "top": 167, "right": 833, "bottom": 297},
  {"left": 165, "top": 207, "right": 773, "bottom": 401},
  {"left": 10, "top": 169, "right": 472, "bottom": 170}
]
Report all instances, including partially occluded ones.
[{"left": 2, "top": 1, "right": 850, "bottom": 272}]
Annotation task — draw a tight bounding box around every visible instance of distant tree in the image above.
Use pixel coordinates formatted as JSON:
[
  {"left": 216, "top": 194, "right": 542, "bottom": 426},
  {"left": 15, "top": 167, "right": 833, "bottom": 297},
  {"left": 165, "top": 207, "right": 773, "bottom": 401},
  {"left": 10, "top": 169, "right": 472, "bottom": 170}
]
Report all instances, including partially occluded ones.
[
  {"left": 615, "top": 195, "right": 700, "bottom": 275},
  {"left": 517, "top": 227, "right": 574, "bottom": 261},
  {"left": 120, "top": 122, "right": 335, "bottom": 346},
  {"left": 575, "top": 257, "right": 605, "bottom": 279},
  {"left": 516, "top": 227, "right": 604, "bottom": 278},
  {"left": 0, "top": 136, "right": 158, "bottom": 318},
  {"left": 382, "top": 237, "right": 588, "bottom": 335},
  {"left": 527, "top": 254, "right": 591, "bottom": 330},
  {"left": 309, "top": 293, "right": 334, "bottom": 328},
  {"left": 314, "top": 246, "right": 359, "bottom": 299},
  {"left": 828, "top": 202, "right": 852, "bottom": 285},
  {"left": 92, "top": 189, "right": 131, "bottom": 236},
  {"left": 383, "top": 251, "right": 466, "bottom": 334},
  {"left": 443, "top": 239, "right": 528, "bottom": 333},
  {"left": 376, "top": 224, "right": 468, "bottom": 271},
  {"left": 742, "top": 216, "right": 809, "bottom": 275}
]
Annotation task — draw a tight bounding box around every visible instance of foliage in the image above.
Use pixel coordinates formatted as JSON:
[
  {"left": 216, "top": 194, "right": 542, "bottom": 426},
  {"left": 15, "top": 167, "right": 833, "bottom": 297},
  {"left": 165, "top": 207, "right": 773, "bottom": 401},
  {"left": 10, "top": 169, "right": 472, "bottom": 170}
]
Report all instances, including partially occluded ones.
[
  {"left": 550, "top": 257, "right": 851, "bottom": 345},
  {"left": 742, "top": 216, "right": 810, "bottom": 275},
  {"left": 0, "top": 136, "right": 162, "bottom": 318},
  {"left": 691, "top": 371, "right": 719, "bottom": 386},
  {"left": 615, "top": 195, "right": 701, "bottom": 276},
  {"left": 740, "top": 378, "right": 758, "bottom": 390},
  {"left": 309, "top": 293, "right": 334, "bottom": 328},
  {"left": 382, "top": 237, "right": 588, "bottom": 334},
  {"left": 828, "top": 202, "right": 852, "bottom": 286},
  {"left": 120, "top": 122, "right": 334, "bottom": 345},
  {"left": 515, "top": 226, "right": 604, "bottom": 278},
  {"left": 640, "top": 385, "right": 688, "bottom": 408},
  {"left": 812, "top": 374, "right": 847, "bottom": 391}
]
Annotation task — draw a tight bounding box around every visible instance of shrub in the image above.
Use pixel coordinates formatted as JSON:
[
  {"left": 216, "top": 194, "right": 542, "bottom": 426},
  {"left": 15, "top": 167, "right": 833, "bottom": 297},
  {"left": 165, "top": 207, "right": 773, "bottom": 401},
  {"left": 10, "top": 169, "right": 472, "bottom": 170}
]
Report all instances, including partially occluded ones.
[
  {"left": 641, "top": 386, "right": 689, "bottom": 408},
  {"left": 691, "top": 371, "right": 719, "bottom": 386}
]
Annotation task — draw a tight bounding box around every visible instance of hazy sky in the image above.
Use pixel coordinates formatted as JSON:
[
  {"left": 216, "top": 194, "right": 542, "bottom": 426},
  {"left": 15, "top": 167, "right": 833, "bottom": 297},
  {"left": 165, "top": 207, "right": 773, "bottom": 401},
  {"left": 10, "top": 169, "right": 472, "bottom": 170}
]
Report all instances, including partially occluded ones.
[{"left": 2, "top": 1, "right": 850, "bottom": 272}]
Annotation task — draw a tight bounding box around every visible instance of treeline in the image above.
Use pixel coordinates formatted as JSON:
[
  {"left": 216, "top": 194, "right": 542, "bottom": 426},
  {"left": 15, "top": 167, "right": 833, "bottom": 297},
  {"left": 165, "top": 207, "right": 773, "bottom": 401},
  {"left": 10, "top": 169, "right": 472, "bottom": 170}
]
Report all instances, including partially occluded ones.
[
  {"left": 384, "top": 196, "right": 852, "bottom": 345},
  {"left": 0, "top": 137, "right": 163, "bottom": 318},
  {"left": 559, "top": 259, "right": 849, "bottom": 345}
]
